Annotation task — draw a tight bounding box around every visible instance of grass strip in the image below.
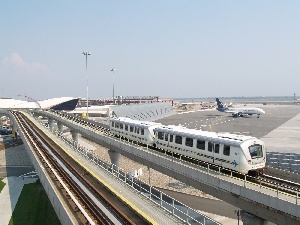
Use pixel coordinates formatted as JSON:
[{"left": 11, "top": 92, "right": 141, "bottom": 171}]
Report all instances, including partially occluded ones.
[
  {"left": 9, "top": 179, "right": 61, "bottom": 225},
  {"left": 0, "top": 178, "right": 5, "bottom": 192}
]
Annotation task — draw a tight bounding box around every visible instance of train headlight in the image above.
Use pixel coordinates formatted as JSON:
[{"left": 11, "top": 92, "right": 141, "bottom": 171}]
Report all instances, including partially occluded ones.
[{"left": 248, "top": 160, "right": 252, "bottom": 164}]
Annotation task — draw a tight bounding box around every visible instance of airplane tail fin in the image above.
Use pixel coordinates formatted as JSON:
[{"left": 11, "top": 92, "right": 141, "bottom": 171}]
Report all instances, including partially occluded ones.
[
  {"left": 216, "top": 98, "right": 227, "bottom": 112},
  {"left": 216, "top": 98, "right": 224, "bottom": 109}
]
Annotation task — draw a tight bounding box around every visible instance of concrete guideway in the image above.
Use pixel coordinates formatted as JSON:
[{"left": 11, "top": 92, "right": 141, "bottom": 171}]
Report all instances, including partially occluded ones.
[{"left": 24, "top": 112, "right": 189, "bottom": 225}]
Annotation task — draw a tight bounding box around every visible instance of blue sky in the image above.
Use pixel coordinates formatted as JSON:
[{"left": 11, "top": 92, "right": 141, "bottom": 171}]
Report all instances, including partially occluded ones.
[{"left": 1, "top": 1, "right": 299, "bottom": 100}]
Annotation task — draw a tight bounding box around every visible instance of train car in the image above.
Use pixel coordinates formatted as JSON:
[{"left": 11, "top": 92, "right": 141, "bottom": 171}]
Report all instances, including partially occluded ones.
[
  {"left": 153, "top": 125, "right": 266, "bottom": 175},
  {"left": 109, "top": 117, "right": 162, "bottom": 145}
]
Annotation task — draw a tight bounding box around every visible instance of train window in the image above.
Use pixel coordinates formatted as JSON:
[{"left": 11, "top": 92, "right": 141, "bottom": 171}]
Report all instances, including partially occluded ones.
[
  {"left": 136, "top": 127, "right": 140, "bottom": 134},
  {"left": 158, "top": 132, "right": 164, "bottom": 140},
  {"left": 111, "top": 122, "right": 115, "bottom": 127},
  {"left": 223, "top": 145, "right": 230, "bottom": 156},
  {"left": 130, "top": 126, "right": 134, "bottom": 132},
  {"left": 120, "top": 124, "right": 123, "bottom": 129},
  {"left": 165, "top": 134, "right": 168, "bottom": 141},
  {"left": 175, "top": 135, "right": 182, "bottom": 144},
  {"left": 208, "top": 142, "right": 213, "bottom": 152},
  {"left": 185, "top": 137, "right": 193, "bottom": 147},
  {"left": 196, "top": 140, "right": 205, "bottom": 150},
  {"left": 170, "top": 135, "right": 173, "bottom": 142},
  {"left": 214, "top": 144, "right": 220, "bottom": 154},
  {"left": 125, "top": 125, "right": 128, "bottom": 131},
  {"left": 249, "top": 145, "right": 263, "bottom": 159},
  {"left": 115, "top": 123, "right": 119, "bottom": 128},
  {"left": 141, "top": 128, "right": 144, "bottom": 135}
]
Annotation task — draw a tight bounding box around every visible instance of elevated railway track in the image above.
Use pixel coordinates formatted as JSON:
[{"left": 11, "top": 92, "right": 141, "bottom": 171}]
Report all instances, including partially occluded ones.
[
  {"left": 12, "top": 111, "right": 150, "bottom": 225},
  {"left": 9, "top": 109, "right": 300, "bottom": 224},
  {"left": 48, "top": 110, "right": 300, "bottom": 198}
]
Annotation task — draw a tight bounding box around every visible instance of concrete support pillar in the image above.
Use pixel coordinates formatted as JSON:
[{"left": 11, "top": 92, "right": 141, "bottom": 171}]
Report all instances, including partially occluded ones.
[
  {"left": 108, "top": 149, "right": 120, "bottom": 170},
  {"left": 57, "top": 122, "right": 64, "bottom": 135},
  {"left": 48, "top": 118, "right": 54, "bottom": 131},
  {"left": 12, "top": 122, "right": 18, "bottom": 132},
  {"left": 241, "top": 210, "right": 271, "bottom": 225},
  {"left": 12, "top": 122, "right": 18, "bottom": 139},
  {"left": 70, "top": 130, "right": 79, "bottom": 148}
]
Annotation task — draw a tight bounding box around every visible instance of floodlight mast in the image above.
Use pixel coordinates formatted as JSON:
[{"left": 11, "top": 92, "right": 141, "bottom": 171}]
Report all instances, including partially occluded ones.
[
  {"left": 83, "top": 51, "right": 91, "bottom": 117},
  {"left": 111, "top": 68, "right": 116, "bottom": 103}
]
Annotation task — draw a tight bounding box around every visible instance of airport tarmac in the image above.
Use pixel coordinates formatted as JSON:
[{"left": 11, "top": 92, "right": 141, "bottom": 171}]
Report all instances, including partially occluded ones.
[{"left": 156, "top": 104, "right": 300, "bottom": 154}]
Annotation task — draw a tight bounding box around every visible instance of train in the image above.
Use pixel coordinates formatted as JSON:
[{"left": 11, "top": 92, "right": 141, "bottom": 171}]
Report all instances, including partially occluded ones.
[{"left": 109, "top": 117, "right": 266, "bottom": 175}]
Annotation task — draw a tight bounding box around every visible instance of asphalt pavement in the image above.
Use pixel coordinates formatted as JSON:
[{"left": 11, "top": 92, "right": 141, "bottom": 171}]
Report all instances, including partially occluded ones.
[
  {"left": 0, "top": 166, "right": 35, "bottom": 179},
  {"left": 156, "top": 104, "right": 300, "bottom": 139}
]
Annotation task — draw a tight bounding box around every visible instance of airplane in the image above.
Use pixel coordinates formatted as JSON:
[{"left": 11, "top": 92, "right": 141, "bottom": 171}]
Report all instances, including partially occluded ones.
[{"left": 216, "top": 98, "right": 265, "bottom": 118}]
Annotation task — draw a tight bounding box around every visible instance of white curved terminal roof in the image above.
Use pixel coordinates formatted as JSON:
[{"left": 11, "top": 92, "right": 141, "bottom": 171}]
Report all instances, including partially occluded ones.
[{"left": 0, "top": 97, "right": 79, "bottom": 109}]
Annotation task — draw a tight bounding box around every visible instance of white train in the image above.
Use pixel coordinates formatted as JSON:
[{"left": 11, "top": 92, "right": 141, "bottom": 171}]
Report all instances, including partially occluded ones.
[{"left": 109, "top": 117, "right": 266, "bottom": 175}]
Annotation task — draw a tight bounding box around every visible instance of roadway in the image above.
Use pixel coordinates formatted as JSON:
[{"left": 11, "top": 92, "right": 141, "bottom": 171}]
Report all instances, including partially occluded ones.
[
  {"left": 0, "top": 166, "right": 35, "bottom": 179},
  {"left": 0, "top": 136, "right": 34, "bottom": 179}
]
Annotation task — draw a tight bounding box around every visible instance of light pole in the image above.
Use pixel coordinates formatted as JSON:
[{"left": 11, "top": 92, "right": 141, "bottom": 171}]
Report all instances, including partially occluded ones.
[
  {"left": 234, "top": 210, "right": 240, "bottom": 225},
  {"left": 83, "top": 51, "right": 91, "bottom": 117},
  {"left": 111, "top": 68, "right": 116, "bottom": 103}
]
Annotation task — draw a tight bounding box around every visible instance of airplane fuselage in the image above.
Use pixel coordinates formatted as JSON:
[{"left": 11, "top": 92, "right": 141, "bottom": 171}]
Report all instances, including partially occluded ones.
[
  {"left": 215, "top": 98, "right": 265, "bottom": 118},
  {"left": 220, "top": 107, "right": 265, "bottom": 118}
]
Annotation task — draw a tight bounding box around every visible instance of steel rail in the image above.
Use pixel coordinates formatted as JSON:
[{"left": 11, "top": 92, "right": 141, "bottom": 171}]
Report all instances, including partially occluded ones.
[{"left": 13, "top": 112, "right": 137, "bottom": 225}]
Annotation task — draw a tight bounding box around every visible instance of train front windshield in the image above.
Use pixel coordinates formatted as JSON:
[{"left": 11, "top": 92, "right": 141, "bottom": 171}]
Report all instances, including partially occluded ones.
[{"left": 249, "top": 144, "right": 263, "bottom": 159}]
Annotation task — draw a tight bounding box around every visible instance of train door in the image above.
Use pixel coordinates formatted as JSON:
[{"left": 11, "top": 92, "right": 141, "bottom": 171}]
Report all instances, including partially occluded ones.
[
  {"left": 214, "top": 143, "right": 221, "bottom": 166},
  {"left": 164, "top": 132, "right": 169, "bottom": 148},
  {"left": 208, "top": 142, "right": 221, "bottom": 165},
  {"left": 168, "top": 134, "right": 173, "bottom": 147},
  {"left": 207, "top": 142, "right": 214, "bottom": 163}
]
